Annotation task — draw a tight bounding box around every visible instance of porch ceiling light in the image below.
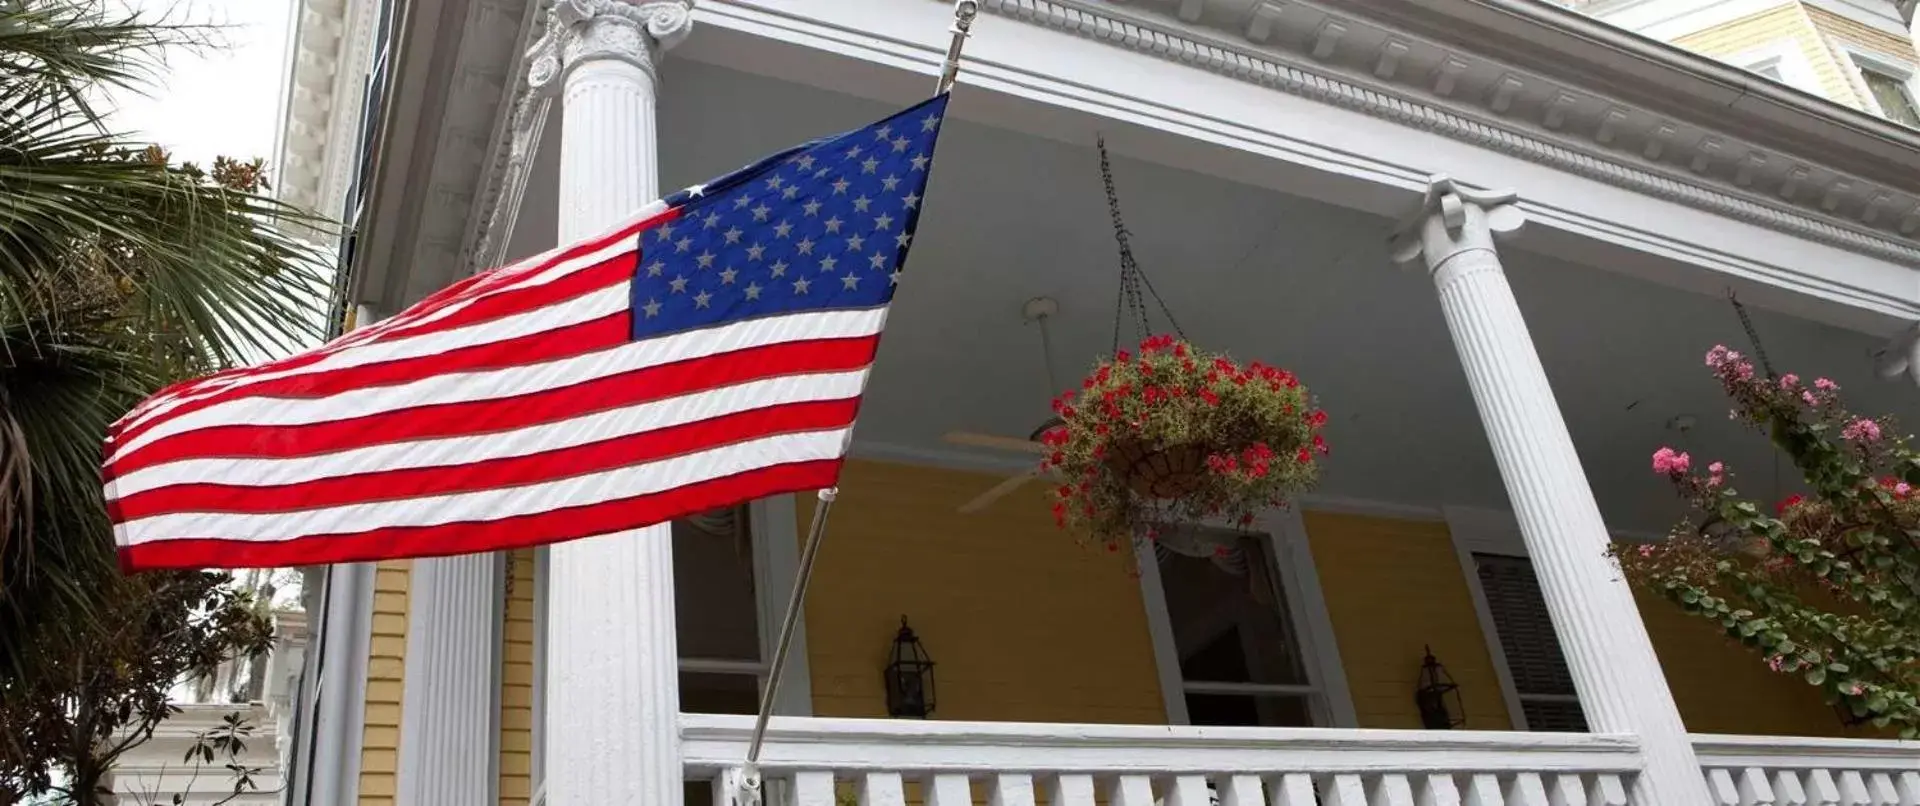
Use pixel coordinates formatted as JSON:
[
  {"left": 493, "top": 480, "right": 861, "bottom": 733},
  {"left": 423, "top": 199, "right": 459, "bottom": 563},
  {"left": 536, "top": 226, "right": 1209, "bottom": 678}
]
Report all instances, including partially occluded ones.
[
  {"left": 1415, "top": 645, "right": 1466, "bottom": 730},
  {"left": 884, "top": 616, "right": 936, "bottom": 719}
]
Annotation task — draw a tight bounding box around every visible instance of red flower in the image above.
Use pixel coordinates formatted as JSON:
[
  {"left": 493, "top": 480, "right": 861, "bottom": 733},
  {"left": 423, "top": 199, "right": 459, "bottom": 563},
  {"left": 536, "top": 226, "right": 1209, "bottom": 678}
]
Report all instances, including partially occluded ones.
[
  {"left": 1297, "top": 448, "right": 1312, "bottom": 463},
  {"left": 1308, "top": 410, "right": 1328, "bottom": 428},
  {"left": 1312, "top": 434, "right": 1329, "bottom": 455},
  {"left": 1115, "top": 350, "right": 1132, "bottom": 363},
  {"left": 1200, "top": 389, "right": 1220, "bottom": 406},
  {"left": 1174, "top": 342, "right": 1188, "bottom": 357},
  {"left": 1777, "top": 494, "right": 1805, "bottom": 514},
  {"left": 1049, "top": 452, "right": 1065, "bottom": 466}
]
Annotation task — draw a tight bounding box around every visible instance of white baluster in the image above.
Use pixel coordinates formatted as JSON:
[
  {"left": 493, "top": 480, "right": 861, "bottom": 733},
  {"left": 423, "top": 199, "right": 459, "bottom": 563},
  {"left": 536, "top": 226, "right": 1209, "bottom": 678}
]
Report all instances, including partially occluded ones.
[
  {"left": 1894, "top": 772, "right": 1920, "bottom": 806},
  {"left": 793, "top": 772, "right": 838, "bottom": 806},
  {"left": 1048, "top": 774, "right": 1095, "bottom": 806},
  {"left": 1708, "top": 769, "right": 1742, "bottom": 805},
  {"left": 1773, "top": 771, "right": 1811, "bottom": 806},
  {"left": 990, "top": 774, "right": 1036, "bottom": 806},
  {"left": 860, "top": 772, "right": 907, "bottom": 806},
  {"left": 712, "top": 769, "right": 740, "bottom": 806},
  {"left": 1464, "top": 774, "right": 1505, "bottom": 806},
  {"left": 1868, "top": 774, "right": 1901, "bottom": 806},
  {"left": 1840, "top": 772, "right": 1872, "bottom": 806},
  {"left": 1738, "top": 768, "right": 1778, "bottom": 806},
  {"left": 1420, "top": 774, "right": 1463, "bottom": 806},
  {"left": 927, "top": 774, "right": 973, "bottom": 806},
  {"left": 1220, "top": 774, "right": 1264, "bottom": 806},
  {"left": 1505, "top": 773, "right": 1548, "bottom": 806},
  {"left": 1269, "top": 774, "right": 1316, "bottom": 806},
  {"left": 1373, "top": 774, "right": 1416, "bottom": 806},
  {"left": 1586, "top": 775, "right": 1628, "bottom": 806},
  {"left": 1109, "top": 775, "right": 1156, "bottom": 806},
  {"left": 1808, "top": 770, "right": 1844, "bottom": 806},
  {"left": 1323, "top": 774, "right": 1368, "bottom": 806},
  {"left": 1544, "top": 774, "right": 1586, "bottom": 806},
  {"left": 1165, "top": 775, "right": 1211, "bottom": 806}
]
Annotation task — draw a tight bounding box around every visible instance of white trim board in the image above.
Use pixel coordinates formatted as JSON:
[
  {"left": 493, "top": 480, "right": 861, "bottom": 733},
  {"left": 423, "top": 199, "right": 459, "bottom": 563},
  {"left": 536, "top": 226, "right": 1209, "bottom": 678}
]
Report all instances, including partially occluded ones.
[{"left": 684, "top": 0, "right": 1920, "bottom": 335}]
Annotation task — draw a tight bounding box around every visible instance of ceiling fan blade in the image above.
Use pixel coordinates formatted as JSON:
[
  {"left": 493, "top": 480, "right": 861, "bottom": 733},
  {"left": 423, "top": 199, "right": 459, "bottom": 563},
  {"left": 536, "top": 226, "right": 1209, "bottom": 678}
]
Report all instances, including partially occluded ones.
[
  {"left": 957, "top": 469, "right": 1042, "bottom": 514},
  {"left": 943, "top": 431, "right": 1049, "bottom": 454}
]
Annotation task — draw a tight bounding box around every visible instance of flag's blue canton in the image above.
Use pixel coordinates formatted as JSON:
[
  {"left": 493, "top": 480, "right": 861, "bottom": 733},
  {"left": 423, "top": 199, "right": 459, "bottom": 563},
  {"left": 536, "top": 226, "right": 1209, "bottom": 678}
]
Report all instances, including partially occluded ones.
[{"left": 630, "top": 95, "right": 950, "bottom": 340}]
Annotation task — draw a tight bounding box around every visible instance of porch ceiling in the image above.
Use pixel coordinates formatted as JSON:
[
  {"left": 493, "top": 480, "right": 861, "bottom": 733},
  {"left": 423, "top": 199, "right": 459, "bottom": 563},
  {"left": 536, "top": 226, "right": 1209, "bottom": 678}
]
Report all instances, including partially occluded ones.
[{"left": 508, "top": 60, "right": 1920, "bottom": 535}]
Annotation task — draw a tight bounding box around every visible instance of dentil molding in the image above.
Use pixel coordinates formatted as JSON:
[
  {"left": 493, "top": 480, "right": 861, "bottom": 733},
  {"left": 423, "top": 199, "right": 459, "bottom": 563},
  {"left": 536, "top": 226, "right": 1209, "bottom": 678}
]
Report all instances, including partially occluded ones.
[{"left": 972, "top": 0, "right": 1920, "bottom": 268}]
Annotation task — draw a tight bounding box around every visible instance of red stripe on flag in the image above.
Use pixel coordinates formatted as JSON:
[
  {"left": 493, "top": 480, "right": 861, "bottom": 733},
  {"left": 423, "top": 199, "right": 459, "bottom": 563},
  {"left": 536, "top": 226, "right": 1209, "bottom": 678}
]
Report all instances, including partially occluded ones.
[
  {"left": 113, "top": 399, "right": 860, "bottom": 520},
  {"left": 111, "top": 208, "right": 675, "bottom": 436},
  {"left": 108, "top": 336, "right": 881, "bottom": 476},
  {"left": 108, "top": 255, "right": 639, "bottom": 449},
  {"left": 116, "top": 459, "right": 842, "bottom": 570},
  {"left": 110, "top": 310, "right": 633, "bottom": 453}
]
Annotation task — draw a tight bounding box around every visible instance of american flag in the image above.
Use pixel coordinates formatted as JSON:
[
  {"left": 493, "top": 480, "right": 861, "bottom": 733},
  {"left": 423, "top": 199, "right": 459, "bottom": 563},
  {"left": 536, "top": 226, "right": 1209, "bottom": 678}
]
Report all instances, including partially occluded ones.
[{"left": 104, "top": 95, "right": 950, "bottom": 571}]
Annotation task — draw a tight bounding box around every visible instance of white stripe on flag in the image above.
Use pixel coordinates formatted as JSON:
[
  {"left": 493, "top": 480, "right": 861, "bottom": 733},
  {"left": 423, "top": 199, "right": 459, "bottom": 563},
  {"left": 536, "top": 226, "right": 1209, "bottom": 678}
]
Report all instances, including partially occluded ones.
[
  {"left": 107, "top": 308, "right": 888, "bottom": 464},
  {"left": 116, "top": 427, "right": 851, "bottom": 545}
]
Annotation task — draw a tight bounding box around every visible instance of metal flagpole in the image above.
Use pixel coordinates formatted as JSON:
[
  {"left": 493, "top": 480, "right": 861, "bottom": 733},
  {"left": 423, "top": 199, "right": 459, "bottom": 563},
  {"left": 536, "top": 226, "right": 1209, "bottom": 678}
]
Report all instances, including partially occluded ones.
[{"left": 729, "top": 5, "right": 977, "bottom": 805}]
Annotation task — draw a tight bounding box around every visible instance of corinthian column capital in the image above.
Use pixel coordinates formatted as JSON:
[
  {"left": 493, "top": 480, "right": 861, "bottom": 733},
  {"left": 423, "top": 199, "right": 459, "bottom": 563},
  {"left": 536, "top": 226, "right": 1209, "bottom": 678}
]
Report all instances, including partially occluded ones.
[
  {"left": 1389, "top": 175, "right": 1526, "bottom": 275},
  {"left": 525, "top": 0, "right": 693, "bottom": 97}
]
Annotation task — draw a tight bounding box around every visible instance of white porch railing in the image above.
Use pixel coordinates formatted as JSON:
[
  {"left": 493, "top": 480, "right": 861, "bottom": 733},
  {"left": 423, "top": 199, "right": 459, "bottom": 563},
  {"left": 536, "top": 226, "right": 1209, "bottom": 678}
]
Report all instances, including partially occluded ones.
[
  {"left": 1693, "top": 734, "right": 1920, "bottom": 805},
  {"left": 680, "top": 714, "right": 1643, "bottom": 805}
]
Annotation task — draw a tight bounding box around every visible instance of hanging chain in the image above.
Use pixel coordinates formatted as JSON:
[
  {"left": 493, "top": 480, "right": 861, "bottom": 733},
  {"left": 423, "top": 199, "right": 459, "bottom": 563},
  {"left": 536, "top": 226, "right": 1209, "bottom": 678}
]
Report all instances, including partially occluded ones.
[
  {"left": 1728, "top": 291, "right": 1776, "bottom": 379},
  {"left": 1099, "top": 135, "right": 1186, "bottom": 352}
]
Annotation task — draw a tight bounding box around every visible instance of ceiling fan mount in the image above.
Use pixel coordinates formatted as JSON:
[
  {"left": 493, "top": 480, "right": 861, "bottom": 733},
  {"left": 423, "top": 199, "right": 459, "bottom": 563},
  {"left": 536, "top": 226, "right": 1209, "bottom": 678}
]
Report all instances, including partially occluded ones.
[{"left": 943, "top": 297, "right": 1070, "bottom": 514}]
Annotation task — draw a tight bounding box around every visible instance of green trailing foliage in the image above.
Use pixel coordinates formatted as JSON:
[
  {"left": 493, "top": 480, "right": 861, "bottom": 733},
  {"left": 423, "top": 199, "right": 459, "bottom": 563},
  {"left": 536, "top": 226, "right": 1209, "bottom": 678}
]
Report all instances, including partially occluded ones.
[{"left": 1621, "top": 345, "right": 1920, "bottom": 737}]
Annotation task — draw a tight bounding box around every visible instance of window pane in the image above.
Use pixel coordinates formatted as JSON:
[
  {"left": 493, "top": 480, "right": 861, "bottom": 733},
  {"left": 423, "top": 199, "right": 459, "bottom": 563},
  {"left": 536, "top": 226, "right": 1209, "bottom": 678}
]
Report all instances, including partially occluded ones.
[
  {"left": 680, "top": 671, "right": 762, "bottom": 715},
  {"left": 1156, "top": 527, "right": 1310, "bottom": 687},
  {"left": 673, "top": 507, "right": 761, "bottom": 662},
  {"left": 1746, "top": 60, "right": 1783, "bottom": 80},
  {"left": 1863, "top": 70, "right": 1920, "bottom": 127},
  {"left": 1184, "top": 692, "right": 1315, "bottom": 727}
]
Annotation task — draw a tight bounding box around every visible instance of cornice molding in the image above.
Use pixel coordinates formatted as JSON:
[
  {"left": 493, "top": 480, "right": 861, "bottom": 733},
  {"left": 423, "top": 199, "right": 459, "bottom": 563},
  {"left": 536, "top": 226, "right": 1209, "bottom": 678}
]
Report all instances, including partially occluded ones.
[
  {"left": 464, "top": 0, "right": 556, "bottom": 275},
  {"left": 973, "top": 0, "right": 1920, "bottom": 267}
]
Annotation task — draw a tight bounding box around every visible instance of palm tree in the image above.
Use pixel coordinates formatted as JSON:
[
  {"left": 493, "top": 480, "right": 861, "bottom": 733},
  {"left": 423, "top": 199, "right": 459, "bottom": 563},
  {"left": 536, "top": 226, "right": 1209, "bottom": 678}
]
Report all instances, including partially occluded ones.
[{"left": 0, "top": 0, "right": 331, "bottom": 686}]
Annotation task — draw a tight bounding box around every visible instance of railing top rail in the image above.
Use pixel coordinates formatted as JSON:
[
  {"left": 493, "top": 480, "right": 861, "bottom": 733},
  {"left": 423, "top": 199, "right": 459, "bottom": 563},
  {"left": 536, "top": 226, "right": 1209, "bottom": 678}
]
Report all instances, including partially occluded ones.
[
  {"left": 680, "top": 714, "right": 1644, "bottom": 776},
  {"left": 1692, "top": 733, "right": 1920, "bottom": 770}
]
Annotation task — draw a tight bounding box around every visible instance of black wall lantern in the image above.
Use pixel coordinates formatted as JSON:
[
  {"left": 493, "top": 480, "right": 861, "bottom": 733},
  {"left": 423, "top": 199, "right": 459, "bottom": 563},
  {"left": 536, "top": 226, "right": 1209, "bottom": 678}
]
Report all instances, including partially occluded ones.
[
  {"left": 1415, "top": 646, "right": 1466, "bottom": 730},
  {"left": 883, "top": 616, "right": 936, "bottom": 718}
]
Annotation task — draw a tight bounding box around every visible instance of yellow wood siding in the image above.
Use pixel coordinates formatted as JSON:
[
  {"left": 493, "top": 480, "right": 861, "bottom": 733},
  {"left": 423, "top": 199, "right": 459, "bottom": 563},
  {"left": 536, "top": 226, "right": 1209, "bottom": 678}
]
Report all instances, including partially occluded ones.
[
  {"left": 500, "top": 551, "right": 537, "bottom": 806},
  {"left": 1673, "top": 3, "right": 1862, "bottom": 107},
  {"left": 360, "top": 560, "right": 411, "bottom": 806},
  {"left": 1301, "top": 512, "right": 1514, "bottom": 730},
  {"left": 799, "top": 460, "right": 1167, "bottom": 723},
  {"left": 1636, "top": 587, "right": 1856, "bottom": 736}
]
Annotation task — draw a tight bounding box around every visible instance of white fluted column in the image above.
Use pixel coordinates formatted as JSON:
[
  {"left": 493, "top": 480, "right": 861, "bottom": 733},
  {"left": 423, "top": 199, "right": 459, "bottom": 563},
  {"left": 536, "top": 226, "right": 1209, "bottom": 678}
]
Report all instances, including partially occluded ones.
[
  {"left": 1392, "top": 176, "right": 1711, "bottom": 804},
  {"left": 534, "top": 2, "right": 693, "bottom": 804},
  {"left": 394, "top": 555, "right": 502, "bottom": 806}
]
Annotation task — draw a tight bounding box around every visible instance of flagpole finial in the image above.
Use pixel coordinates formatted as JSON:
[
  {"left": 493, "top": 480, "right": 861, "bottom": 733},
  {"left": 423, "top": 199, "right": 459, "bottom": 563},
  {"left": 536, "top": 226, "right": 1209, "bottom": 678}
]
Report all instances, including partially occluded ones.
[{"left": 935, "top": 0, "right": 979, "bottom": 95}]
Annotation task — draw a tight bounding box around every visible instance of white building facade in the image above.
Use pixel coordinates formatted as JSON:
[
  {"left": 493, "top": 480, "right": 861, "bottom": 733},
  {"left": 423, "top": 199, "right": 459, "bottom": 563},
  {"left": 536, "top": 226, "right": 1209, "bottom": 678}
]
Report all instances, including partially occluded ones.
[{"left": 274, "top": 1, "right": 1920, "bottom": 805}]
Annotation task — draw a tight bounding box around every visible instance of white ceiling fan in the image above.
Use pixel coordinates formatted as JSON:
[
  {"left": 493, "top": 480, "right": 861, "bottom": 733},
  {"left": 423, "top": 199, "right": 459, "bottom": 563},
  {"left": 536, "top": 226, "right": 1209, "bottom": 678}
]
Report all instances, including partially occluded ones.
[{"left": 945, "top": 297, "right": 1067, "bottom": 514}]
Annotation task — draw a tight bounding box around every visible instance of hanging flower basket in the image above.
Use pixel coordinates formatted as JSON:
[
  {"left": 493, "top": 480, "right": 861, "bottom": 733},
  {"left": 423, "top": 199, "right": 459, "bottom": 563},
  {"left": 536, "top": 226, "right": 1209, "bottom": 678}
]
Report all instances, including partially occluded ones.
[{"left": 1041, "top": 334, "right": 1327, "bottom": 550}]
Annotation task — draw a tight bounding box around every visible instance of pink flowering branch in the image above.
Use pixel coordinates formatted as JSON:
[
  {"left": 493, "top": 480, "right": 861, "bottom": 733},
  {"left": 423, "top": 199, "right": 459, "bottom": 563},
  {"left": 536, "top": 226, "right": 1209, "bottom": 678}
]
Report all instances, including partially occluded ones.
[{"left": 1617, "top": 345, "right": 1920, "bottom": 737}]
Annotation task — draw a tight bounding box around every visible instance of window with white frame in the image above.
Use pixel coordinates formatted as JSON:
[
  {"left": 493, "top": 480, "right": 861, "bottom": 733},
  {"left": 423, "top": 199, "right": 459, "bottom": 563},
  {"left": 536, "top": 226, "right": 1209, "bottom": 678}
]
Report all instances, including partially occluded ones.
[
  {"left": 1145, "top": 525, "right": 1327, "bottom": 727},
  {"left": 1743, "top": 55, "right": 1786, "bottom": 81},
  {"left": 1472, "top": 553, "right": 1588, "bottom": 732},
  {"left": 1841, "top": 47, "right": 1920, "bottom": 128},
  {"left": 1862, "top": 66, "right": 1920, "bottom": 127}
]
